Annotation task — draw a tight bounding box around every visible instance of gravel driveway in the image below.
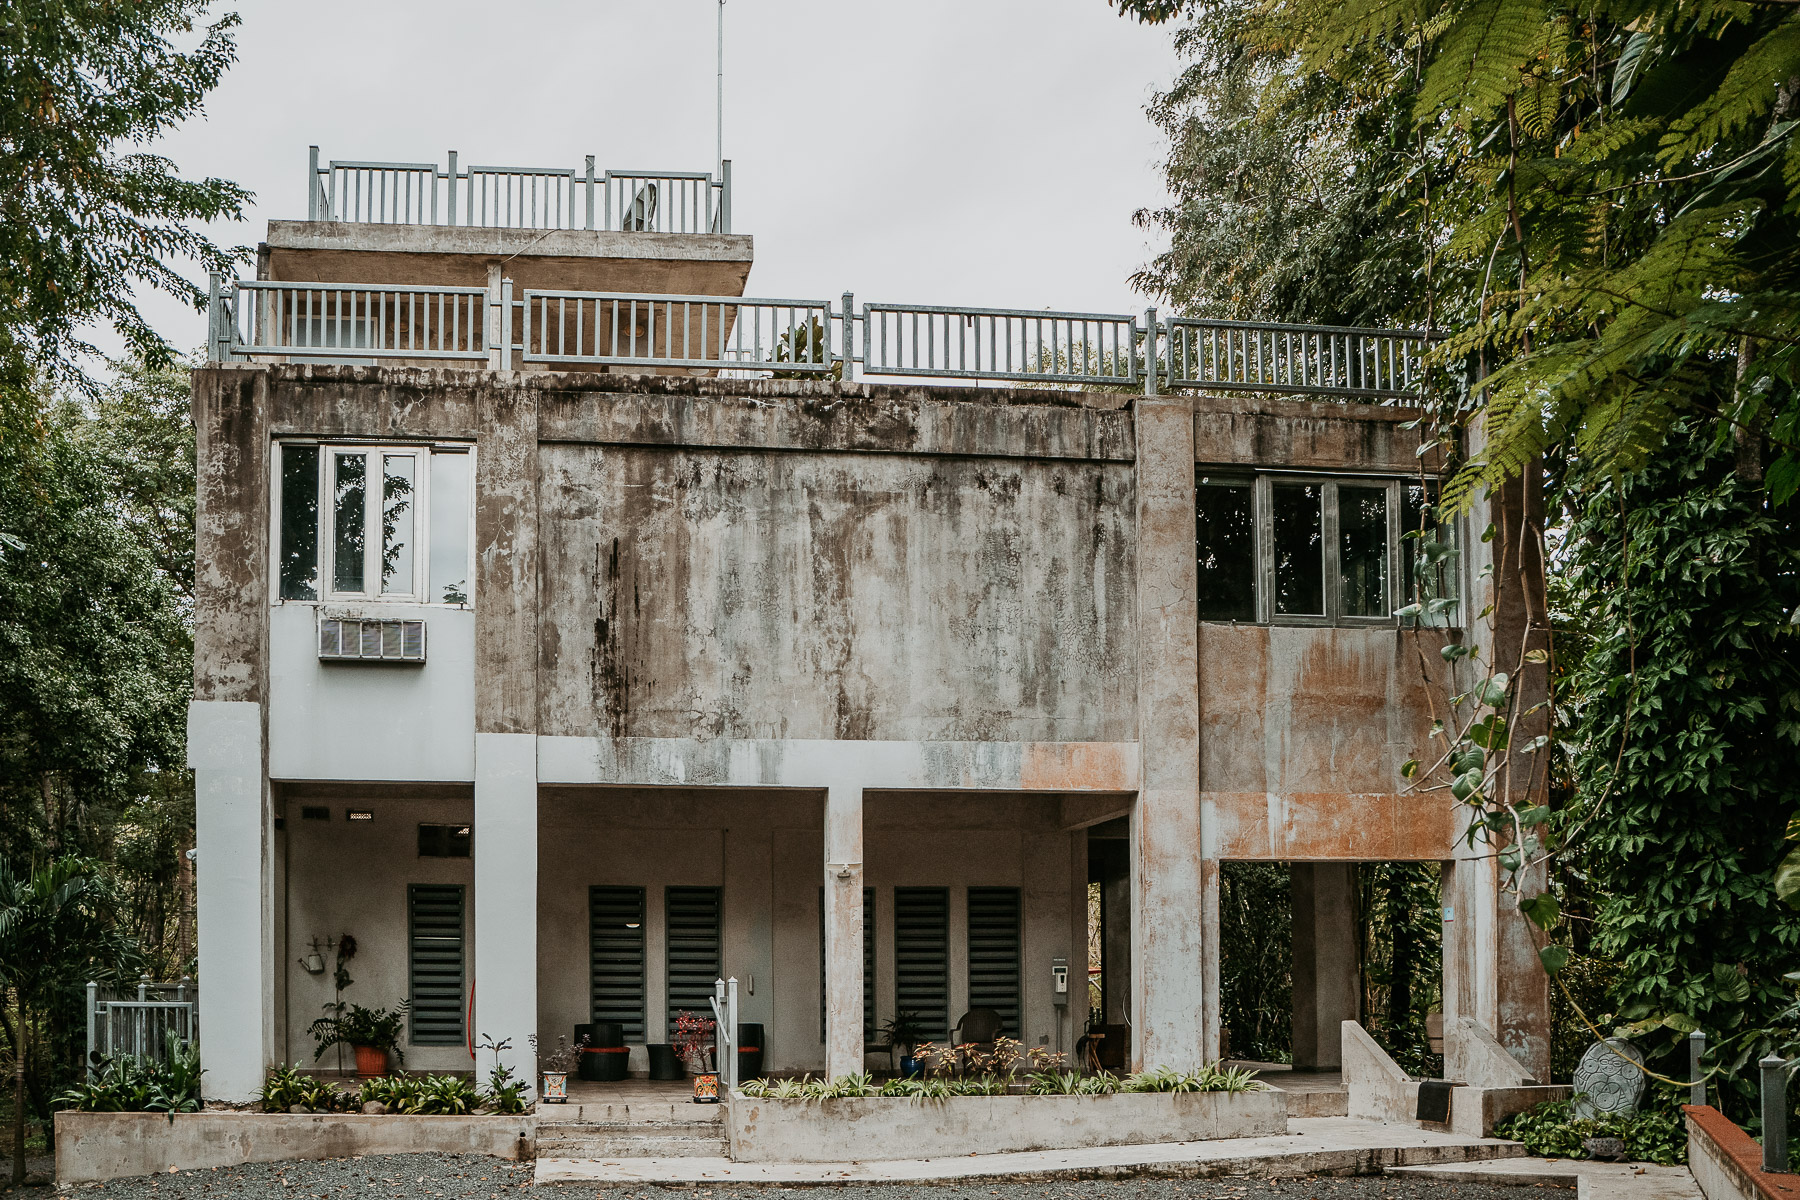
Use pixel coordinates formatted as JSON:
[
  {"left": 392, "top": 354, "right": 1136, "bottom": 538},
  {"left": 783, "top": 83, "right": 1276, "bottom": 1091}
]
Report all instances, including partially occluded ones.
[{"left": 9, "top": 1154, "right": 1562, "bottom": 1198}]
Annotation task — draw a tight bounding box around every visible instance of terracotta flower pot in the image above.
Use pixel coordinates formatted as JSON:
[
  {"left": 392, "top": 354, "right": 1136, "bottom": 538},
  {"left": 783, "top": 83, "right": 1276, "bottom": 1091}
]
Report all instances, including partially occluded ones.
[{"left": 353, "top": 1045, "right": 388, "bottom": 1079}]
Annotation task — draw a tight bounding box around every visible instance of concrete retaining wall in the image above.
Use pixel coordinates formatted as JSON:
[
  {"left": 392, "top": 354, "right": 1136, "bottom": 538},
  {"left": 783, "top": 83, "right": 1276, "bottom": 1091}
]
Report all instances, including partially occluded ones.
[
  {"left": 1685, "top": 1105, "right": 1795, "bottom": 1200},
  {"left": 54, "top": 1112, "right": 535, "bottom": 1185},
  {"left": 727, "top": 1090, "right": 1288, "bottom": 1162}
]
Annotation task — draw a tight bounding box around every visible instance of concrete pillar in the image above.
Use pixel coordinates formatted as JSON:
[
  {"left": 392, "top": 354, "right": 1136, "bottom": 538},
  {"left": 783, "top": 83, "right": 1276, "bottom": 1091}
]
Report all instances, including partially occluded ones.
[
  {"left": 189, "top": 700, "right": 270, "bottom": 1102},
  {"left": 474, "top": 733, "right": 537, "bottom": 1094},
  {"left": 822, "top": 784, "right": 865, "bottom": 1079},
  {"left": 1290, "top": 863, "right": 1360, "bottom": 1070},
  {"left": 1099, "top": 851, "right": 1131, "bottom": 1025},
  {"left": 1130, "top": 393, "right": 1208, "bottom": 1071}
]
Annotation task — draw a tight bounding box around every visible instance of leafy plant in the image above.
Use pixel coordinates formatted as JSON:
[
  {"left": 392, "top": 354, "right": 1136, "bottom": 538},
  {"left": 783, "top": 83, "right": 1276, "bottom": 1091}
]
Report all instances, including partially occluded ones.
[
  {"left": 1119, "top": 1063, "right": 1265, "bottom": 1093},
  {"left": 528, "top": 1032, "right": 586, "bottom": 1076},
  {"left": 881, "top": 1011, "right": 926, "bottom": 1055},
  {"left": 308, "top": 1002, "right": 408, "bottom": 1064},
  {"left": 58, "top": 1034, "right": 204, "bottom": 1113},
  {"left": 357, "top": 1073, "right": 422, "bottom": 1112},
  {"left": 672, "top": 1010, "right": 716, "bottom": 1072},
  {"left": 1495, "top": 1095, "right": 1687, "bottom": 1165},
  {"left": 256, "top": 1064, "right": 344, "bottom": 1113},
  {"left": 409, "top": 1074, "right": 481, "bottom": 1115},
  {"left": 476, "top": 1034, "right": 528, "bottom": 1115}
]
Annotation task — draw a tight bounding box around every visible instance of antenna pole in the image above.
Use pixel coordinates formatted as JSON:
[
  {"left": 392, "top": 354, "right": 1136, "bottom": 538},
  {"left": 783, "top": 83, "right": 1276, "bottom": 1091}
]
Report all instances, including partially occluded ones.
[{"left": 716, "top": 0, "right": 725, "bottom": 172}]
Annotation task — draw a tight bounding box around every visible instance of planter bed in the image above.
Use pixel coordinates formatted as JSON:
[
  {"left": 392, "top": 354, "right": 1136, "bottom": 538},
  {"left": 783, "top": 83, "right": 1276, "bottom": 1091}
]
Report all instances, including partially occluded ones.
[
  {"left": 728, "top": 1089, "right": 1288, "bottom": 1162},
  {"left": 54, "top": 1111, "right": 535, "bottom": 1185}
]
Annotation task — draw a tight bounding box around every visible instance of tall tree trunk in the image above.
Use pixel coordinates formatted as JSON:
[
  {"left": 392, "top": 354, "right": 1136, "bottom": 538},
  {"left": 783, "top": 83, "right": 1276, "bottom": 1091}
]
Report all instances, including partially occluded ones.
[{"left": 11, "top": 994, "right": 27, "bottom": 1186}]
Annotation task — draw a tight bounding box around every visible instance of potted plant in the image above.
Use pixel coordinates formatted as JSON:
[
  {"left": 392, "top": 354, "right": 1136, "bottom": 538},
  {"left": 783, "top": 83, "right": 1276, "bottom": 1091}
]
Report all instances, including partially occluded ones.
[
  {"left": 673, "top": 1010, "right": 718, "bottom": 1102},
  {"left": 529, "top": 1032, "right": 586, "bottom": 1103},
  {"left": 882, "top": 1010, "right": 926, "bottom": 1076},
  {"left": 309, "top": 1001, "right": 408, "bottom": 1079}
]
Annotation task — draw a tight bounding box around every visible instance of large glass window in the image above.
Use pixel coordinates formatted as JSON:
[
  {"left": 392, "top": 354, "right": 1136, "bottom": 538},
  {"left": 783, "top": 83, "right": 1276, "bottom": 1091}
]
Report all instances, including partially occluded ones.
[
  {"left": 1198, "top": 471, "right": 1448, "bottom": 625},
  {"left": 1271, "top": 482, "right": 1325, "bottom": 616},
  {"left": 276, "top": 443, "right": 472, "bottom": 605},
  {"left": 1196, "top": 479, "right": 1255, "bottom": 621},
  {"left": 278, "top": 446, "right": 319, "bottom": 601},
  {"left": 1338, "top": 485, "right": 1389, "bottom": 618}
]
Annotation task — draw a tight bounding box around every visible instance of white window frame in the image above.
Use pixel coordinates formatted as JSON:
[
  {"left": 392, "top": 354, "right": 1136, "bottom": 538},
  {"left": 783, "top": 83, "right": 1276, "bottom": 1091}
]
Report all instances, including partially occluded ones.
[{"left": 271, "top": 440, "right": 475, "bottom": 607}]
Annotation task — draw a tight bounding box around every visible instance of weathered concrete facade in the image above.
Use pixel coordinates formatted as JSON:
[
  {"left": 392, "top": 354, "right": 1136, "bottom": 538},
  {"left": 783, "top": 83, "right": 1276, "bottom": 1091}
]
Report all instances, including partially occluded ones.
[{"left": 191, "top": 358, "right": 1548, "bottom": 1099}]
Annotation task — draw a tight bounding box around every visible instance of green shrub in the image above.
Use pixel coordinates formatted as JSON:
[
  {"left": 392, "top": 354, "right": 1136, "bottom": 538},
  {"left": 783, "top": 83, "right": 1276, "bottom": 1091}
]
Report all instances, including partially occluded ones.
[
  {"left": 1119, "top": 1063, "right": 1265, "bottom": 1093},
  {"left": 258, "top": 1064, "right": 346, "bottom": 1113},
  {"left": 1494, "top": 1096, "right": 1687, "bottom": 1165},
  {"left": 60, "top": 1034, "right": 204, "bottom": 1113}
]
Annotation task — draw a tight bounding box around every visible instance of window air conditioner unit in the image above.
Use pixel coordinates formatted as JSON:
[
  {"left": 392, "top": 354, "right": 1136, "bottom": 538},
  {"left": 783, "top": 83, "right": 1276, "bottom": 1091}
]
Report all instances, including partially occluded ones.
[{"left": 318, "top": 616, "right": 426, "bottom": 663}]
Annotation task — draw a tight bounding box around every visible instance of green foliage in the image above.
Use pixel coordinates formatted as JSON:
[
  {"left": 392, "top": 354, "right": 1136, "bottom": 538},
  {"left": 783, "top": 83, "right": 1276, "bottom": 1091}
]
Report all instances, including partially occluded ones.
[
  {"left": 0, "top": 0, "right": 250, "bottom": 428},
  {"left": 57, "top": 1033, "right": 202, "bottom": 1113},
  {"left": 1219, "top": 862, "right": 1292, "bottom": 1062},
  {"left": 308, "top": 1003, "right": 409, "bottom": 1063},
  {"left": 742, "top": 1064, "right": 1260, "bottom": 1101},
  {"left": 1358, "top": 862, "right": 1445, "bottom": 1077},
  {"left": 1556, "top": 430, "right": 1800, "bottom": 1112},
  {"left": 259, "top": 1064, "right": 346, "bottom": 1114},
  {"left": 1494, "top": 1094, "right": 1688, "bottom": 1164},
  {"left": 476, "top": 1037, "right": 528, "bottom": 1115}
]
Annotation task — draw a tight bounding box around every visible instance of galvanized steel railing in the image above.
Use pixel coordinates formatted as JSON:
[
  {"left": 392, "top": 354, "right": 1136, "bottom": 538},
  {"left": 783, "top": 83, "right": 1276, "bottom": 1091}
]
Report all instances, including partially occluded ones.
[
  {"left": 521, "top": 290, "right": 835, "bottom": 372},
  {"left": 210, "top": 276, "right": 1437, "bottom": 401},
  {"left": 86, "top": 979, "right": 197, "bottom": 1073},
  {"left": 219, "top": 280, "right": 491, "bottom": 361},
  {"left": 1165, "top": 318, "right": 1433, "bottom": 399},
  {"left": 308, "top": 148, "right": 732, "bottom": 234}
]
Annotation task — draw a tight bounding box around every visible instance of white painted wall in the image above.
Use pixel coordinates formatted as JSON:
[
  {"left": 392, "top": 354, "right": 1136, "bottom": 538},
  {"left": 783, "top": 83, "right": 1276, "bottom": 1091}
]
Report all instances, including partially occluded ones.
[
  {"left": 281, "top": 795, "right": 476, "bottom": 1074},
  {"left": 268, "top": 604, "right": 475, "bottom": 782}
]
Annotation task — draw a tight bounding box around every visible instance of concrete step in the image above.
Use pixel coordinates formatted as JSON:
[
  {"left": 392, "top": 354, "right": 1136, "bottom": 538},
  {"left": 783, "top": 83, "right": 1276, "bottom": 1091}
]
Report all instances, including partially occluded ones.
[
  {"left": 1281, "top": 1089, "right": 1349, "bottom": 1118},
  {"left": 537, "top": 1121, "right": 730, "bottom": 1159},
  {"left": 557, "top": 1101, "right": 725, "bottom": 1125}
]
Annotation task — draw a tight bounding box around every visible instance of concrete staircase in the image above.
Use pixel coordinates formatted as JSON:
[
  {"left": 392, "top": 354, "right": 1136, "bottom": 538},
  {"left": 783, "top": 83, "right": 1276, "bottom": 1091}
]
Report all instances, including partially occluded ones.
[{"left": 536, "top": 1100, "right": 728, "bottom": 1160}]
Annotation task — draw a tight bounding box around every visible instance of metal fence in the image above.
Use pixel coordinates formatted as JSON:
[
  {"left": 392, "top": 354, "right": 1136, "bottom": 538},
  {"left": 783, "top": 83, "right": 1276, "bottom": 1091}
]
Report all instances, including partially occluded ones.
[
  {"left": 86, "top": 979, "right": 197, "bottom": 1073},
  {"left": 211, "top": 279, "right": 1437, "bottom": 401},
  {"left": 218, "top": 280, "right": 491, "bottom": 361},
  {"left": 1165, "top": 318, "right": 1434, "bottom": 399},
  {"left": 308, "top": 149, "right": 732, "bottom": 234}
]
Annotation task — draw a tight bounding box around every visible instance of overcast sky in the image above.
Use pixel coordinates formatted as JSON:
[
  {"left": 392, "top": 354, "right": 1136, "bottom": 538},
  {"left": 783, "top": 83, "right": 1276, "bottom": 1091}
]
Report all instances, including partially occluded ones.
[{"left": 131, "top": 0, "right": 1184, "bottom": 357}]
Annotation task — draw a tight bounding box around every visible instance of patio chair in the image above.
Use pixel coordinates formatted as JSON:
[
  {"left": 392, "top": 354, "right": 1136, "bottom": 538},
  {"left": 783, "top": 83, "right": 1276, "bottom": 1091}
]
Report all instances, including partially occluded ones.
[{"left": 952, "top": 1007, "right": 1006, "bottom": 1071}]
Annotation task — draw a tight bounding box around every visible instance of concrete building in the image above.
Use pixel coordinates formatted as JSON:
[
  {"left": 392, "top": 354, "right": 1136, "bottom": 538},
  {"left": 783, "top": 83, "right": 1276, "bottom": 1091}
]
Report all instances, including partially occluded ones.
[{"left": 188, "top": 149, "right": 1551, "bottom": 1102}]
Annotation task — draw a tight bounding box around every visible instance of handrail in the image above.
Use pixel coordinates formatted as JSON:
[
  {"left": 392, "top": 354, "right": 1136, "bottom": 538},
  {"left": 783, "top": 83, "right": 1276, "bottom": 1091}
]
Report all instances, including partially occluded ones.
[
  {"left": 306, "top": 147, "right": 732, "bottom": 233},
  {"left": 210, "top": 274, "right": 1438, "bottom": 402}
]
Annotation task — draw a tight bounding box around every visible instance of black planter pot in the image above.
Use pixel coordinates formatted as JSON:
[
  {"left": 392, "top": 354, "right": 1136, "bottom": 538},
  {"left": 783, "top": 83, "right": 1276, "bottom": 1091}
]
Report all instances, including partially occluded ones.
[
  {"left": 577, "top": 1022, "right": 628, "bottom": 1082},
  {"left": 735, "top": 1022, "right": 766, "bottom": 1081},
  {"left": 647, "top": 1043, "right": 682, "bottom": 1081}
]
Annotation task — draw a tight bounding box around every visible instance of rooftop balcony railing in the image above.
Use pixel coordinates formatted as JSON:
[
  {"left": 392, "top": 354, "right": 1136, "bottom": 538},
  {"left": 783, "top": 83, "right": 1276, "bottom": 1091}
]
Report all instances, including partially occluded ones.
[
  {"left": 209, "top": 276, "right": 1438, "bottom": 402},
  {"left": 305, "top": 148, "right": 732, "bottom": 234}
]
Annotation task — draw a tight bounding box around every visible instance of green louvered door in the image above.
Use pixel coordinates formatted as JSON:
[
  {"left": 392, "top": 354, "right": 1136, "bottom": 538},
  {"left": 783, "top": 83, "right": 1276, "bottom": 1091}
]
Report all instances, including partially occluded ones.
[
  {"left": 408, "top": 884, "right": 465, "bottom": 1045},
  {"left": 967, "top": 886, "right": 1022, "bottom": 1037},
  {"left": 894, "top": 887, "right": 950, "bottom": 1042},
  {"left": 589, "top": 886, "right": 647, "bottom": 1040},
  {"left": 664, "top": 886, "right": 722, "bottom": 1037}
]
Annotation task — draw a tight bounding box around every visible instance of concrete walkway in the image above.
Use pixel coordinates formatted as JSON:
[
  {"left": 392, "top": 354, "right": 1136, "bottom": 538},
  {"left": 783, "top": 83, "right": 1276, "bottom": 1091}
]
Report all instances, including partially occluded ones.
[
  {"left": 1389, "top": 1158, "right": 1702, "bottom": 1198},
  {"left": 534, "top": 1116, "right": 1525, "bottom": 1185}
]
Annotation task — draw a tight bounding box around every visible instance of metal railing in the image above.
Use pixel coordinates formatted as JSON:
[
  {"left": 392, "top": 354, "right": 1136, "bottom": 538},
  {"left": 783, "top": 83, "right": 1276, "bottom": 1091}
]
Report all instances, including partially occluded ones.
[
  {"left": 521, "top": 290, "right": 834, "bottom": 371},
  {"left": 86, "top": 979, "right": 197, "bottom": 1074},
  {"left": 308, "top": 148, "right": 732, "bottom": 234},
  {"left": 1166, "top": 318, "right": 1434, "bottom": 399},
  {"left": 710, "top": 977, "right": 740, "bottom": 1094},
  {"left": 217, "top": 280, "right": 491, "bottom": 361},
  {"left": 211, "top": 276, "right": 1437, "bottom": 402}
]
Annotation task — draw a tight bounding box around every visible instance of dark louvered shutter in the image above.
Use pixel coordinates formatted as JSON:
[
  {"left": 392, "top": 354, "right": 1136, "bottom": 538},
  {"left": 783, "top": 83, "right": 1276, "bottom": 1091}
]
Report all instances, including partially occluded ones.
[
  {"left": 408, "top": 884, "right": 465, "bottom": 1045},
  {"left": 589, "top": 886, "right": 646, "bottom": 1040},
  {"left": 967, "top": 886, "right": 1022, "bottom": 1037},
  {"left": 894, "top": 887, "right": 950, "bottom": 1042},
  {"left": 819, "top": 888, "right": 874, "bottom": 1041},
  {"left": 665, "top": 886, "right": 722, "bottom": 1037}
]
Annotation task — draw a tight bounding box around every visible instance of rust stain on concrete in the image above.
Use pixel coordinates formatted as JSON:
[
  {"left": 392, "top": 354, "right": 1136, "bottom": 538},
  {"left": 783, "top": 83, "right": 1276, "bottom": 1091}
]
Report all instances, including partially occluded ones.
[{"left": 1020, "top": 742, "right": 1137, "bottom": 791}]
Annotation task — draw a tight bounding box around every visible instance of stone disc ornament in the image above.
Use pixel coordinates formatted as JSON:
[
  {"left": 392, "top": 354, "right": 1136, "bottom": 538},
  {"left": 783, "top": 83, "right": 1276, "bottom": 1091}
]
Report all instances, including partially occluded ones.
[{"left": 1571, "top": 1038, "right": 1646, "bottom": 1118}]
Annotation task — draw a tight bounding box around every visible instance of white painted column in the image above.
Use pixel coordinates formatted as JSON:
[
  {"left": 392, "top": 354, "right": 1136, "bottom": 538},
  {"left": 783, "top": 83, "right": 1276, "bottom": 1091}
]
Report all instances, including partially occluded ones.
[
  {"left": 189, "top": 700, "right": 270, "bottom": 1102},
  {"left": 475, "top": 732, "right": 538, "bottom": 1095},
  {"left": 822, "top": 784, "right": 865, "bottom": 1080}
]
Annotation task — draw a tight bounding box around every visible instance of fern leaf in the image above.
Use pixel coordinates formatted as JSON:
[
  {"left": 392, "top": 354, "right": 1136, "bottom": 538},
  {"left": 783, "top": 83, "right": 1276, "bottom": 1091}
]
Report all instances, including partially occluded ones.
[
  {"left": 1659, "top": 15, "right": 1800, "bottom": 167},
  {"left": 1414, "top": 0, "right": 1549, "bottom": 126}
]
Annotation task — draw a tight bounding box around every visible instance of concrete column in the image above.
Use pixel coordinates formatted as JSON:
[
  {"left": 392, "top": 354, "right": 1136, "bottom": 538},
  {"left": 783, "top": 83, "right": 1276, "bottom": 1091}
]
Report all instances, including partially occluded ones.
[
  {"left": 189, "top": 701, "right": 270, "bottom": 1102},
  {"left": 474, "top": 733, "right": 537, "bottom": 1094},
  {"left": 1099, "top": 850, "right": 1131, "bottom": 1025},
  {"left": 1291, "top": 863, "right": 1360, "bottom": 1070},
  {"left": 822, "top": 785, "right": 865, "bottom": 1079},
  {"left": 1130, "top": 394, "right": 1208, "bottom": 1071}
]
